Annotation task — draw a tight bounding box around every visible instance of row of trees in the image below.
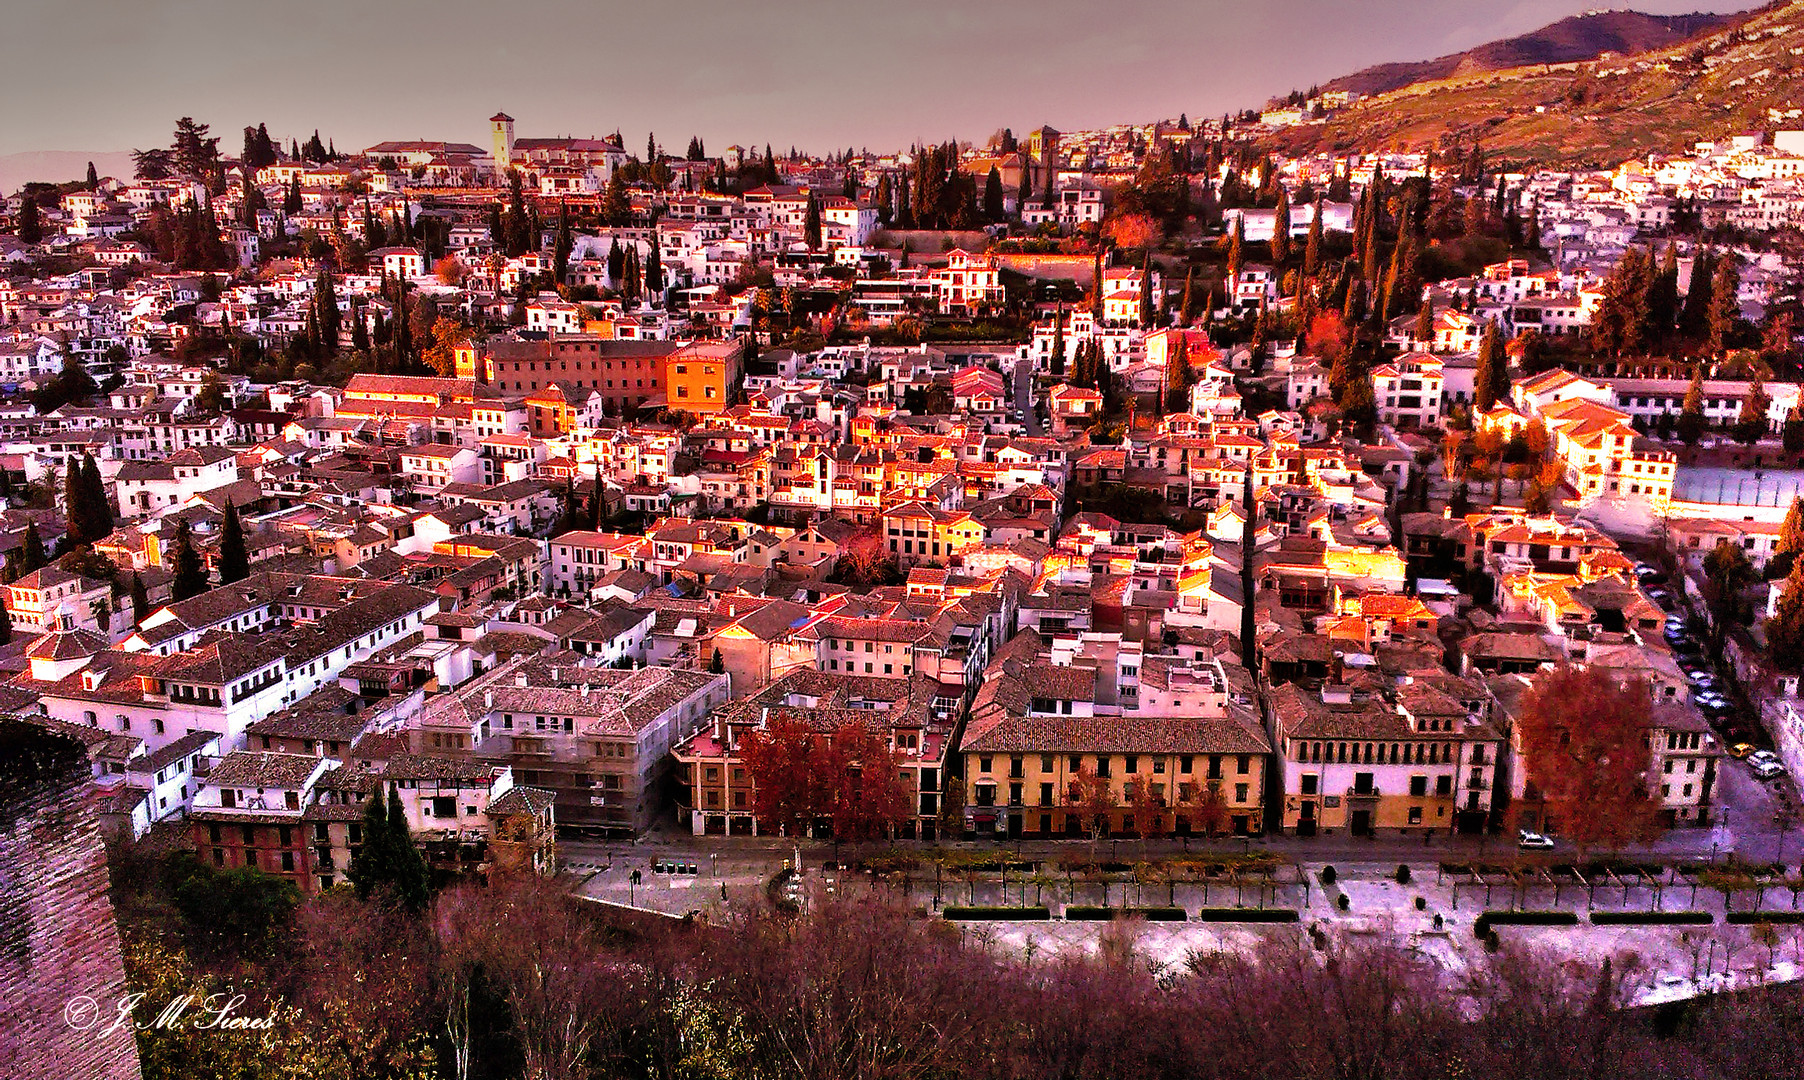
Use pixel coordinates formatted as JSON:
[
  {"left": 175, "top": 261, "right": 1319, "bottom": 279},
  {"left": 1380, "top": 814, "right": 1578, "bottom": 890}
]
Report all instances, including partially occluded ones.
[{"left": 111, "top": 869, "right": 1804, "bottom": 1080}]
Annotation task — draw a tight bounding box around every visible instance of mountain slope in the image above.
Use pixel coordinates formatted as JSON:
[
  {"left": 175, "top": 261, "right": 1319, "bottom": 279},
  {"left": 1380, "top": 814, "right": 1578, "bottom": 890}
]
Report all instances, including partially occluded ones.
[
  {"left": 1269, "top": 1, "right": 1804, "bottom": 166},
  {"left": 1318, "top": 9, "right": 1750, "bottom": 99}
]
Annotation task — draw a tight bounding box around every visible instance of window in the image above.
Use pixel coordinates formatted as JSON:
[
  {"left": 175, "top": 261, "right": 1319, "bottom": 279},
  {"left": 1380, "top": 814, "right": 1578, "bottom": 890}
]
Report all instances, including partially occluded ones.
[{"left": 1300, "top": 774, "right": 1318, "bottom": 795}]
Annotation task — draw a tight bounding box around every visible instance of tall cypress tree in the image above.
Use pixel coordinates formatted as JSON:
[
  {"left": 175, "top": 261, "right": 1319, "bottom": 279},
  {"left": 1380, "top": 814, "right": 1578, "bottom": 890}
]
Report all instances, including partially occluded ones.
[
  {"left": 22, "top": 521, "right": 46, "bottom": 574},
  {"left": 63, "top": 458, "right": 86, "bottom": 544},
  {"left": 129, "top": 572, "right": 151, "bottom": 626},
  {"left": 217, "top": 501, "right": 249, "bottom": 584},
  {"left": 983, "top": 167, "right": 1004, "bottom": 222},
  {"left": 1475, "top": 321, "right": 1507, "bottom": 412},
  {"left": 1270, "top": 185, "right": 1291, "bottom": 266},
  {"left": 81, "top": 455, "right": 109, "bottom": 543},
  {"left": 803, "top": 190, "right": 822, "bottom": 251},
  {"left": 1139, "top": 257, "right": 1155, "bottom": 329},
  {"left": 1303, "top": 197, "right": 1323, "bottom": 278},
  {"left": 170, "top": 519, "right": 209, "bottom": 600}
]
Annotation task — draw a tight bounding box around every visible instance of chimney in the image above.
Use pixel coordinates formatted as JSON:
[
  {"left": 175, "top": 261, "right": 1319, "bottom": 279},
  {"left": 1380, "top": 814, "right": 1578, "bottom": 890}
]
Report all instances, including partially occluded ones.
[{"left": 484, "top": 690, "right": 493, "bottom": 709}]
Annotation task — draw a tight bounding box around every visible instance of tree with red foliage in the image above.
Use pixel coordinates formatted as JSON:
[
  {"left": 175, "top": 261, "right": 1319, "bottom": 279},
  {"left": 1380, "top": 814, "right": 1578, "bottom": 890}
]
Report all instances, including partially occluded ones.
[
  {"left": 739, "top": 713, "right": 832, "bottom": 837},
  {"left": 1516, "top": 665, "right": 1661, "bottom": 855},
  {"left": 1123, "top": 777, "right": 1168, "bottom": 839},
  {"left": 822, "top": 719, "right": 911, "bottom": 840},
  {"left": 1064, "top": 766, "right": 1118, "bottom": 849}
]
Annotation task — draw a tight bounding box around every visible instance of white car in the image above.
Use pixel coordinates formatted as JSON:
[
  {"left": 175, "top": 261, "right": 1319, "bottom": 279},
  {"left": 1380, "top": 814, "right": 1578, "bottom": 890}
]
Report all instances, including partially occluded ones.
[
  {"left": 1518, "top": 829, "right": 1556, "bottom": 850},
  {"left": 1752, "top": 760, "right": 1786, "bottom": 781}
]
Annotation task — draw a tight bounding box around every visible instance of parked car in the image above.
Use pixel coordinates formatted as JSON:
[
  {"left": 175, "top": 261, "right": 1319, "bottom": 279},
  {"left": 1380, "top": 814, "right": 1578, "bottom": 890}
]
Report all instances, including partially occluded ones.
[
  {"left": 1518, "top": 829, "right": 1556, "bottom": 850},
  {"left": 1752, "top": 759, "right": 1787, "bottom": 781},
  {"left": 1728, "top": 742, "right": 1756, "bottom": 759}
]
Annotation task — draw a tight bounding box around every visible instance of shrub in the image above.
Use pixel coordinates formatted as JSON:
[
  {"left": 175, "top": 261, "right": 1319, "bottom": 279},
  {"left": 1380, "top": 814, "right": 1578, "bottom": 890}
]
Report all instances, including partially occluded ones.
[
  {"left": 1415, "top": 896, "right": 1427, "bottom": 911},
  {"left": 1337, "top": 894, "right": 1350, "bottom": 912},
  {"left": 1727, "top": 910, "right": 1804, "bottom": 925},
  {"left": 1591, "top": 911, "right": 1713, "bottom": 926},
  {"left": 1473, "top": 910, "right": 1580, "bottom": 938},
  {"left": 1396, "top": 864, "right": 1412, "bottom": 885},
  {"left": 942, "top": 906, "right": 1051, "bottom": 921},
  {"left": 1192, "top": 908, "right": 1300, "bottom": 923},
  {"left": 1320, "top": 865, "right": 1337, "bottom": 885}
]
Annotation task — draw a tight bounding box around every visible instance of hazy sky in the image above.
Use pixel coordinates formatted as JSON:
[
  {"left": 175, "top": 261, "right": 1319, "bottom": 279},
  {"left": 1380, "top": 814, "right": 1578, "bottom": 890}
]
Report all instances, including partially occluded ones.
[{"left": 5, "top": 0, "right": 1759, "bottom": 159}]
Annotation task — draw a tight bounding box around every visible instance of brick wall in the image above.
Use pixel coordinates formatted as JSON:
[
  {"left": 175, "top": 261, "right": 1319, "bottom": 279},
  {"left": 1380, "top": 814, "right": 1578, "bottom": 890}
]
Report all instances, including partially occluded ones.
[{"left": 0, "top": 719, "right": 143, "bottom": 1080}]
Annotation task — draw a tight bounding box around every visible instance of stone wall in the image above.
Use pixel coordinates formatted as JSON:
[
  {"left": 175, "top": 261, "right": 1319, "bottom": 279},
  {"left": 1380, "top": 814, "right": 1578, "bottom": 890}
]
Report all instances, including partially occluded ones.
[{"left": 0, "top": 718, "right": 142, "bottom": 1080}]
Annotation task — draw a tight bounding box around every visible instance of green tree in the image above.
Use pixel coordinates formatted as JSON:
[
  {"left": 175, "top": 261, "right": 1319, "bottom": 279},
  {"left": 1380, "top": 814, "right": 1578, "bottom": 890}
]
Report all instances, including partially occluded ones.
[
  {"left": 130, "top": 571, "right": 151, "bottom": 626},
  {"left": 1703, "top": 539, "right": 1758, "bottom": 649},
  {"left": 1303, "top": 196, "right": 1323, "bottom": 277},
  {"left": 1139, "top": 257, "right": 1155, "bottom": 329},
  {"left": 81, "top": 454, "right": 109, "bottom": 542},
  {"left": 0, "top": 596, "right": 10, "bottom": 646},
  {"left": 1270, "top": 185, "right": 1291, "bottom": 265},
  {"left": 63, "top": 458, "right": 87, "bottom": 545},
  {"left": 709, "top": 647, "right": 725, "bottom": 674},
  {"left": 15, "top": 197, "right": 42, "bottom": 244},
  {"left": 345, "top": 784, "right": 432, "bottom": 913},
  {"left": 1474, "top": 321, "right": 1508, "bottom": 412},
  {"left": 1225, "top": 215, "right": 1245, "bottom": 287},
  {"left": 217, "top": 500, "right": 249, "bottom": 584},
  {"left": 1708, "top": 256, "right": 1742, "bottom": 356},
  {"left": 1735, "top": 373, "right": 1771, "bottom": 445},
  {"left": 803, "top": 190, "right": 822, "bottom": 251},
  {"left": 1179, "top": 266, "right": 1195, "bottom": 326},
  {"left": 1676, "top": 363, "right": 1707, "bottom": 445},
  {"left": 170, "top": 518, "right": 209, "bottom": 601},
  {"left": 983, "top": 167, "right": 1004, "bottom": 222},
  {"left": 1767, "top": 557, "right": 1804, "bottom": 671},
  {"left": 21, "top": 521, "right": 46, "bottom": 574}
]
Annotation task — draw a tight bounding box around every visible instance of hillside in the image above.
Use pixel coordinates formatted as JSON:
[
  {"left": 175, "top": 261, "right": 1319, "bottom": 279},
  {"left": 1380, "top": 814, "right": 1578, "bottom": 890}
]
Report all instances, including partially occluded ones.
[
  {"left": 1318, "top": 8, "right": 1750, "bottom": 99},
  {"left": 1269, "top": 1, "right": 1804, "bottom": 166}
]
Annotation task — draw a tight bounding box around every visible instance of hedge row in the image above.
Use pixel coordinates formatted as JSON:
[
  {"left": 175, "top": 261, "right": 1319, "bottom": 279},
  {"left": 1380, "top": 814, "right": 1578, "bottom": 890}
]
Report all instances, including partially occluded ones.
[
  {"left": 1064, "top": 906, "right": 1188, "bottom": 922},
  {"left": 1473, "top": 911, "right": 1580, "bottom": 938},
  {"left": 942, "top": 906, "right": 1051, "bottom": 921},
  {"left": 1193, "top": 908, "right": 1300, "bottom": 923},
  {"left": 1590, "top": 911, "right": 1713, "bottom": 926},
  {"left": 1726, "top": 910, "right": 1804, "bottom": 925}
]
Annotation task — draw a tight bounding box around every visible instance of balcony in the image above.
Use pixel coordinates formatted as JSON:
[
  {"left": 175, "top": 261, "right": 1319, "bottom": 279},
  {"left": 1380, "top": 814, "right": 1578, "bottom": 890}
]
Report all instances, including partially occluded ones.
[{"left": 1346, "top": 786, "right": 1381, "bottom": 801}]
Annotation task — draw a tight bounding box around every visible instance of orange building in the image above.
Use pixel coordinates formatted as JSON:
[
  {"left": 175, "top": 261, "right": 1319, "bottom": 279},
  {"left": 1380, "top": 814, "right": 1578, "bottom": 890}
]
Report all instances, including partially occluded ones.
[{"left": 661, "top": 340, "right": 744, "bottom": 415}]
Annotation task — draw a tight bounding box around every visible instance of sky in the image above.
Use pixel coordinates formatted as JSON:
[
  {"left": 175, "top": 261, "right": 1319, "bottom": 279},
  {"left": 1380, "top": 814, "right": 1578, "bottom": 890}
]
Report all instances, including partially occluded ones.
[{"left": 4, "top": 0, "right": 1763, "bottom": 161}]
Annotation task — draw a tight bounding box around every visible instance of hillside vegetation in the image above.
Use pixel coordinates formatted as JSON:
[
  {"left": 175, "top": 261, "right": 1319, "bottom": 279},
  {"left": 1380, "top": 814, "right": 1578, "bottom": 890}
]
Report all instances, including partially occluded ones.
[
  {"left": 1271, "top": 1, "right": 1804, "bottom": 166},
  {"left": 1318, "top": 8, "right": 1748, "bottom": 99}
]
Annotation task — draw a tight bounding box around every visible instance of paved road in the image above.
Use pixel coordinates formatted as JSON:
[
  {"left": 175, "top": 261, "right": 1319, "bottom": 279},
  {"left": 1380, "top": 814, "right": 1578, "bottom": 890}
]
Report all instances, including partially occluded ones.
[{"left": 1014, "top": 355, "right": 1041, "bottom": 437}]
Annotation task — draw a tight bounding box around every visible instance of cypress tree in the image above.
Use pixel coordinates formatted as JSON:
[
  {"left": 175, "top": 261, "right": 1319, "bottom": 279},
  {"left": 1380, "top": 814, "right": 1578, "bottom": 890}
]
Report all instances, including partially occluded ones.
[
  {"left": 1682, "top": 248, "right": 1715, "bottom": 339},
  {"left": 1303, "top": 197, "right": 1323, "bottom": 278},
  {"left": 1769, "top": 557, "right": 1804, "bottom": 671},
  {"left": 1092, "top": 245, "right": 1106, "bottom": 321},
  {"left": 1180, "top": 267, "right": 1195, "bottom": 326},
  {"left": 0, "top": 598, "right": 10, "bottom": 646},
  {"left": 1475, "top": 321, "right": 1507, "bottom": 412},
  {"left": 1226, "top": 215, "right": 1244, "bottom": 287},
  {"left": 983, "top": 167, "right": 1004, "bottom": 222},
  {"left": 1139, "top": 257, "right": 1155, "bottom": 330},
  {"left": 1417, "top": 298, "right": 1434, "bottom": 345},
  {"left": 1270, "top": 185, "right": 1291, "bottom": 265},
  {"left": 16, "top": 198, "right": 42, "bottom": 245},
  {"left": 130, "top": 572, "right": 151, "bottom": 626},
  {"left": 1777, "top": 498, "right": 1804, "bottom": 579},
  {"left": 81, "top": 455, "right": 109, "bottom": 543},
  {"left": 803, "top": 190, "right": 822, "bottom": 251},
  {"left": 22, "top": 521, "right": 46, "bottom": 573},
  {"left": 63, "top": 458, "right": 86, "bottom": 544},
  {"left": 1240, "top": 466, "right": 1257, "bottom": 670},
  {"left": 1708, "top": 256, "right": 1741, "bottom": 357},
  {"left": 171, "top": 519, "right": 208, "bottom": 600},
  {"left": 1050, "top": 303, "right": 1065, "bottom": 377},
  {"left": 218, "top": 501, "right": 249, "bottom": 584},
  {"left": 1677, "top": 363, "right": 1707, "bottom": 445}
]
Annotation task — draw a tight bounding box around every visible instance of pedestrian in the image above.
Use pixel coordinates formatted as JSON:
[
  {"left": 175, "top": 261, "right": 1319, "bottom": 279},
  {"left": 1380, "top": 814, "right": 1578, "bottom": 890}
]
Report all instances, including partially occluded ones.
[{"left": 720, "top": 882, "right": 728, "bottom": 901}]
